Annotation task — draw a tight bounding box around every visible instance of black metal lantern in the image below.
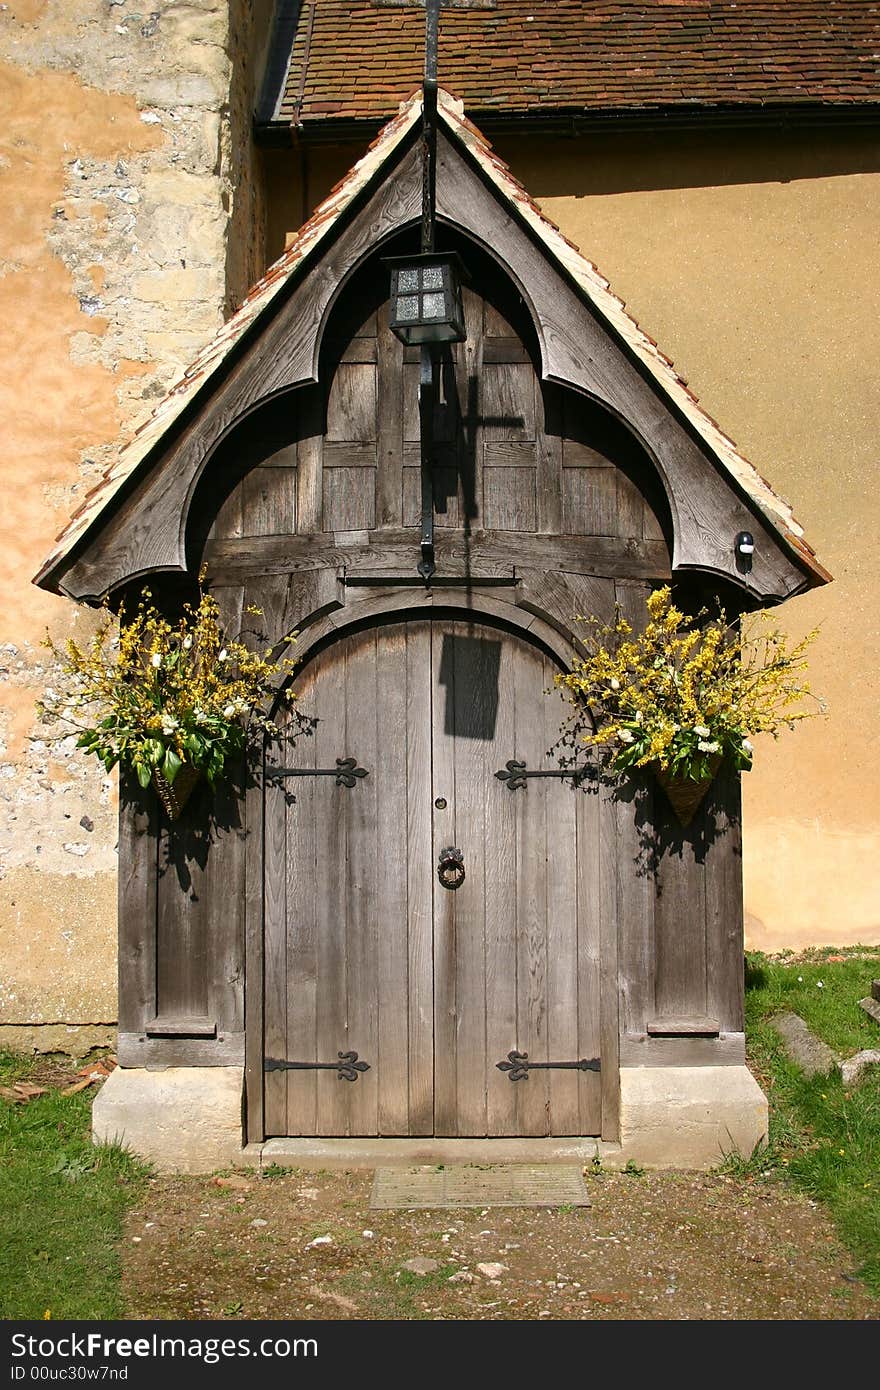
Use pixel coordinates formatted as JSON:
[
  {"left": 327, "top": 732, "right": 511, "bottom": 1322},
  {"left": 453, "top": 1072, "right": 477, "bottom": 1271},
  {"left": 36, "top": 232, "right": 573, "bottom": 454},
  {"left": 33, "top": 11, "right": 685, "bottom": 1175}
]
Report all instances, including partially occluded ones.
[{"left": 386, "top": 252, "right": 466, "bottom": 346}]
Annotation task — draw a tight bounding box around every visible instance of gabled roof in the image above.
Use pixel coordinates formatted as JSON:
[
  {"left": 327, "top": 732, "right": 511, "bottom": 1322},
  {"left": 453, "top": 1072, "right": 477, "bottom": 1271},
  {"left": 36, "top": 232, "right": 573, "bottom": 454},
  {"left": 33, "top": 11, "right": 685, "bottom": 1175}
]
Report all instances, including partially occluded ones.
[
  {"left": 261, "top": 0, "right": 880, "bottom": 133},
  {"left": 36, "top": 88, "right": 828, "bottom": 593}
]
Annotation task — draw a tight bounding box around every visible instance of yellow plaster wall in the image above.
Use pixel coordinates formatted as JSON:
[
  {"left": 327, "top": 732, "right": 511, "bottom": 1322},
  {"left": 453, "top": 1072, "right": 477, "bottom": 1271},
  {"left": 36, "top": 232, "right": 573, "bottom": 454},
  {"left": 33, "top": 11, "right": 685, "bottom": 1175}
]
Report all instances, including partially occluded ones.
[{"left": 277, "top": 124, "right": 880, "bottom": 950}]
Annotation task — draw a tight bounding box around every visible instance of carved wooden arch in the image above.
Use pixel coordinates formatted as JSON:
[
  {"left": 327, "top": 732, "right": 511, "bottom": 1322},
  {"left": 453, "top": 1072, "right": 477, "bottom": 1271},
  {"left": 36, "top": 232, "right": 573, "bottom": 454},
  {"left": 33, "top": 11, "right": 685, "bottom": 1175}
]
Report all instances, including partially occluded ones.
[
  {"left": 51, "top": 125, "right": 812, "bottom": 605},
  {"left": 273, "top": 587, "right": 583, "bottom": 710}
]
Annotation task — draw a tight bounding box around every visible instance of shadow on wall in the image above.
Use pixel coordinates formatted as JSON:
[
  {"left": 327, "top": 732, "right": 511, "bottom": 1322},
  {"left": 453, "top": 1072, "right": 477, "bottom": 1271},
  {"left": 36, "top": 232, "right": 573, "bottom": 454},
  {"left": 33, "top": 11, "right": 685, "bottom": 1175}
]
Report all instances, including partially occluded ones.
[{"left": 487, "top": 124, "right": 880, "bottom": 197}]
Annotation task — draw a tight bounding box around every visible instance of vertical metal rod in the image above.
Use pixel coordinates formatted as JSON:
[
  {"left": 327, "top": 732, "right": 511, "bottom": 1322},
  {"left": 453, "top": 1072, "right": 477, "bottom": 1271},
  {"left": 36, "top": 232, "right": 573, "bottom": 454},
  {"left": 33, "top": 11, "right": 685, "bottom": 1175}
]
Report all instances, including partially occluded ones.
[
  {"left": 417, "top": 0, "right": 440, "bottom": 580},
  {"left": 418, "top": 344, "right": 436, "bottom": 580},
  {"left": 422, "top": 0, "right": 439, "bottom": 254}
]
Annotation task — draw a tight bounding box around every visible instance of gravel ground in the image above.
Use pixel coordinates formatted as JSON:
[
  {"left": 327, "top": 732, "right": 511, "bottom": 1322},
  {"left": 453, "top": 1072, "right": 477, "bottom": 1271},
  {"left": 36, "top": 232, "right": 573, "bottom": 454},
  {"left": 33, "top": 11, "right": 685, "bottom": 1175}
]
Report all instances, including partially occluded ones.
[{"left": 121, "top": 1166, "right": 879, "bottom": 1321}]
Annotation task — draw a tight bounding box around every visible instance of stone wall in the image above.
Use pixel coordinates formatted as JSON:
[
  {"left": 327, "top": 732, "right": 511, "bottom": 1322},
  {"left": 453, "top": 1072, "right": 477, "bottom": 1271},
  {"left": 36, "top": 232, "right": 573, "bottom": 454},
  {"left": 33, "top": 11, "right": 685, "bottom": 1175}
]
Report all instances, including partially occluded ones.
[{"left": 0, "top": 0, "right": 265, "bottom": 1051}]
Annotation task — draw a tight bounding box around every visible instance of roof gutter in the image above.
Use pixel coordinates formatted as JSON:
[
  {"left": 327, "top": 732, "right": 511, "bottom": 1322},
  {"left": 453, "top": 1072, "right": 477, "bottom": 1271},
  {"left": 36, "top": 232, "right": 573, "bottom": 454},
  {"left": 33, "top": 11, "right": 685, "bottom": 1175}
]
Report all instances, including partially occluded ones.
[{"left": 255, "top": 100, "right": 880, "bottom": 147}]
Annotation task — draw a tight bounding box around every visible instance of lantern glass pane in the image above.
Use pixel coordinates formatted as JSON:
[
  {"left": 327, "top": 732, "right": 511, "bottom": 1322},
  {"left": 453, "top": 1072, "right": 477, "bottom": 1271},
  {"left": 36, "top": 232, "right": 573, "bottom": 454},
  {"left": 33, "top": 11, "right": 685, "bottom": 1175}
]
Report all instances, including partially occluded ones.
[
  {"left": 422, "top": 292, "right": 446, "bottom": 319},
  {"left": 397, "top": 268, "right": 419, "bottom": 292},
  {"left": 396, "top": 295, "right": 419, "bottom": 321},
  {"left": 421, "top": 265, "right": 444, "bottom": 290}
]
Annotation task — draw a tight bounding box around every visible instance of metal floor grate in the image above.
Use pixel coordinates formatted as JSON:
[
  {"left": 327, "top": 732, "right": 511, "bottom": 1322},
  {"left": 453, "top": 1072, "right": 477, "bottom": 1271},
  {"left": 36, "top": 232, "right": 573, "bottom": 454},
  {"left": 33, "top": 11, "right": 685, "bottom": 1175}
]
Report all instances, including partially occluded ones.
[{"left": 369, "top": 1163, "right": 591, "bottom": 1209}]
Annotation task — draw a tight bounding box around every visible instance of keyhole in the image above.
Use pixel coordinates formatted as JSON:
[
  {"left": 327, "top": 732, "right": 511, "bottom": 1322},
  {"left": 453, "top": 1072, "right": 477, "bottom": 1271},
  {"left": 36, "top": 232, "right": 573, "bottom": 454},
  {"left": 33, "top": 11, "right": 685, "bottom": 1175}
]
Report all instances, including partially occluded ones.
[{"left": 435, "top": 797, "right": 447, "bottom": 810}]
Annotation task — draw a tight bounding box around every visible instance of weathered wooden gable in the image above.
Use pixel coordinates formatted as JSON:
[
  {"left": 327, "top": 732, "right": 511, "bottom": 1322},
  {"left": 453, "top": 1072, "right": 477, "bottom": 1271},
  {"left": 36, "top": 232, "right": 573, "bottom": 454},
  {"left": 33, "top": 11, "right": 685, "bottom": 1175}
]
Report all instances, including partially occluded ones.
[{"left": 36, "top": 93, "right": 825, "bottom": 608}]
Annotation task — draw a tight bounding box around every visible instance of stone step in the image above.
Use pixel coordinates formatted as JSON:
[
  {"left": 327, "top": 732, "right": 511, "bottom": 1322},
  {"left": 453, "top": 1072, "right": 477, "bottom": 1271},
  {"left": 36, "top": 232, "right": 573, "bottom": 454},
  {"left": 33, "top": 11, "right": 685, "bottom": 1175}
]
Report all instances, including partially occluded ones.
[{"left": 858, "top": 995, "right": 880, "bottom": 1026}]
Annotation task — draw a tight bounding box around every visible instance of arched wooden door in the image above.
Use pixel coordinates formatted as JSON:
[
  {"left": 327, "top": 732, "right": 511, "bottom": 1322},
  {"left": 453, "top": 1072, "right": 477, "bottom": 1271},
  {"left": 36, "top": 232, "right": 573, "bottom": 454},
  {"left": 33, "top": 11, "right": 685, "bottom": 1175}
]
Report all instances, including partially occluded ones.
[{"left": 262, "top": 616, "right": 603, "bottom": 1138}]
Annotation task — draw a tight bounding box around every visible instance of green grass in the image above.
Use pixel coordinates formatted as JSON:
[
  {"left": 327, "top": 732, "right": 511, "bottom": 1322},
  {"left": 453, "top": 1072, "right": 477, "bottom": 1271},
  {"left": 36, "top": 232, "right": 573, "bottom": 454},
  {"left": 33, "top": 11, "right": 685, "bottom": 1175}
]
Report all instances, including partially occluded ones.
[
  {"left": 0, "top": 1052, "right": 149, "bottom": 1319},
  {"left": 739, "top": 947, "right": 880, "bottom": 1292}
]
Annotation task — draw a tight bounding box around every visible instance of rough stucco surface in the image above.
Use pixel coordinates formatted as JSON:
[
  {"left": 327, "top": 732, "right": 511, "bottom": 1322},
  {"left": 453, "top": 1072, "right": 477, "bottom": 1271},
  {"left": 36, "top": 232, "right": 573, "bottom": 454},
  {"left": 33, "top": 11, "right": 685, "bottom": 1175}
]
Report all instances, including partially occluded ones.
[{"left": 0, "top": 0, "right": 264, "bottom": 1043}]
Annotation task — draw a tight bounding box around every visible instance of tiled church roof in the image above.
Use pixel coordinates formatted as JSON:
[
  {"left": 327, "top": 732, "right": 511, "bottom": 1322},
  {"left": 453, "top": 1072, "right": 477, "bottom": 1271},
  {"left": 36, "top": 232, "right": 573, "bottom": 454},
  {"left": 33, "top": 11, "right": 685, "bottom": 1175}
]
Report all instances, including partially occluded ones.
[{"left": 266, "top": 0, "right": 880, "bottom": 130}]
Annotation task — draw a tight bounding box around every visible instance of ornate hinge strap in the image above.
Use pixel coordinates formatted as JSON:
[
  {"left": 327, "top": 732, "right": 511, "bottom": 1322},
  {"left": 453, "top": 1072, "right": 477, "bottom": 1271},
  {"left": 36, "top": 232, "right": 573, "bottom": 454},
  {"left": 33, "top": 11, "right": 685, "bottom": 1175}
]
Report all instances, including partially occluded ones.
[
  {"left": 267, "top": 757, "right": 369, "bottom": 788},
  {"left": 494, "top": 760, "right": 591, "bottom": 791},
  {"left": 265, "top": 1051, "right": 370, "bottom": 1082},
  {"left": 496, "top": 1050, "right": 600, "bottom": 1082}
]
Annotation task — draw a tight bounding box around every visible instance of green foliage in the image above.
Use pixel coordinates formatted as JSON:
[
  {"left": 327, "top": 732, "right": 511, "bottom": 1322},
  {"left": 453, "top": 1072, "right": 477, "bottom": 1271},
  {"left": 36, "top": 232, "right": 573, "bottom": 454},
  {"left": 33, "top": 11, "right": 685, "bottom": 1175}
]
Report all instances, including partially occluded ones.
[
  {"left": 0, "top": 1052, "right": 149, "bottom": 1319},
  {"left": 739, "top": 949, "right": 880, "bottom": 1291},
  {"left": 38, "top": 576, "right": 298, "bottom": 791},
  {"left": 557, "top": 586, "right": 822, "bottom": 782}
]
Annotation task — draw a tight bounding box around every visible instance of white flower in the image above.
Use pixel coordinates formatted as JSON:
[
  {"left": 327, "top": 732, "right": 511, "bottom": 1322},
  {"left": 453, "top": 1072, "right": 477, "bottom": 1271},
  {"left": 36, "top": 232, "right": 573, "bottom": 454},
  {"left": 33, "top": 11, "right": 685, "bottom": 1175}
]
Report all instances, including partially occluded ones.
[
  {"left": 817, "top": 980, "right": 824, "bottom": 989},
  {"left": 218, "top": 648, "right": 228, "bottom": 662},
  {"left": 742, "top": 738, "right": 753, "bottom": 752},
  {"left": 193, "top": 705, "right": 206, "bottom": 722},
  {"left": 634, "top": 711, "right": 643, "bottom": 724},
  {"left": 618, "top": 728, "right": 635, "bottom": 744},
  {"left": 160, "top": 716, "right": 178, "bottom": 736},
  {"left": 610, "top": 677, "right": 620, "bottom": 690},
  {"left": 697, "top": 739, "right": 720, "bottom": 753},
  {"left": 693, "top": 725, "right": 710, "bottom": 738},
  {"left": 797, "top": 975, "right": 803, "bottom": 982},
  {"left": 150, "top": 653, "right": 162, "bottom": 668},
  {"left": 223, "top": 704, "right": 236, "bottom": 719},
  {"left": 182, "top": 636, "right": 192, "bottom": 650}
]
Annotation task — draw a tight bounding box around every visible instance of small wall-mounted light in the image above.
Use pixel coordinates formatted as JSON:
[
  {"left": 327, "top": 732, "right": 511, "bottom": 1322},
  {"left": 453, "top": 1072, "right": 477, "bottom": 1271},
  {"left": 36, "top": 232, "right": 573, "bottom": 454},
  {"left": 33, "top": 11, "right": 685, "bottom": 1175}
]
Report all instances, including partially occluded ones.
[
  {"left": 735, "top": 531, "right": 755, "bottom": 557},
  {"left": 386, "top": 253, "right": 467, "bottom": 346}
]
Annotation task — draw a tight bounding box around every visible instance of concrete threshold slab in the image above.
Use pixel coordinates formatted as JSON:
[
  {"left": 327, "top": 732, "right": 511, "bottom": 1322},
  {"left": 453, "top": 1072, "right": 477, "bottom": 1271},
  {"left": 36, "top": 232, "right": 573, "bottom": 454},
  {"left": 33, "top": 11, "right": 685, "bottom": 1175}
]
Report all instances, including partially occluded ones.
[
  {"left": 370, "top": 1163, "right": 591, "bottom": 1209},
  {"left": 257, "top": 1136, "right": 601, "bottom": 1169}
]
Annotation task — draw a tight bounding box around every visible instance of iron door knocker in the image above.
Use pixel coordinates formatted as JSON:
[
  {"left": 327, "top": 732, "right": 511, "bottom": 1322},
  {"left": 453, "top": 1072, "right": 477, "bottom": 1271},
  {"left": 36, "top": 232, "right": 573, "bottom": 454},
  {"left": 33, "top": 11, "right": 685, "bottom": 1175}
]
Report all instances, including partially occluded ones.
[{"left": 438, "top": 846, "right": 465, "bottom": 890}]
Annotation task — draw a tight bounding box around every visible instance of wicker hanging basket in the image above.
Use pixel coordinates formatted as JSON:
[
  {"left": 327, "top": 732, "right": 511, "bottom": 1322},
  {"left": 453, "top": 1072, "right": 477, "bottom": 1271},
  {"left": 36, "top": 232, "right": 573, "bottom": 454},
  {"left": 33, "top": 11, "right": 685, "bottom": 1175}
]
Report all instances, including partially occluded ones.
[
  {"left": 151, "top": 763, "right": 202, "bottom": 821},
  {"left": 654, "top": 755, "right": 722, "bottom": 827}
]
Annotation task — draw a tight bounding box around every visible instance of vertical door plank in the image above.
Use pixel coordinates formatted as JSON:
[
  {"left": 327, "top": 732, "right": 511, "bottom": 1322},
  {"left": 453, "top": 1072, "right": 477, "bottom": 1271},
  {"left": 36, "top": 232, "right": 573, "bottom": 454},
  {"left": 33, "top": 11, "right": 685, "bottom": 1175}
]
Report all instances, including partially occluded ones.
[
  {"left": 595, "top": 772, "right": 621, "bottom": 1141},
  {"left": 376, "top": 299, "right": 403, "bottom": 527},
  {"left": 281, "top": 667, "right": 319, "bottom": 1136},
  {"left": 576, "top": 751, "right": 606, "bottom": 1138},
  {"left": 322, "top": 466, "right": 376, "bottom": 532},
  {"left": 345, "top": 628, "right": 380, "bottom": 1135},
  {"left": 449, "top": 622, "right": 490, "bottom": 1137},
  {"left": 374, "top": 624, "right": 411, "bottom": 1134},
  {"left": 431, "top": 619, "right": 459, "bottom": 1135},
  {"left": 207, "top": 583, "right": 247, "bottom": 1037},
  {"left": 406, "top": 621, "right": 435, "bottom": 1134},
  {"left": 241, "top": 466, "right": 297, "bottom": 536},
  {"left": 512, "top": 638, "right": 550, "bottom": 1136},
  {"left": 485, "top": 633, "right": 519, "bottom": 1136},
  {"left": 654, "top": 831, "right": 708, "bottom": 1021},
  {"left": 244, "top": 761, "right": 265, "bottom": 1143},
  {"left": 484, "top": 466, "right": 537, "bottom": 531},
  {"left": 155, "top": 782, "right": 210, "bottom": 1020},
  {"left": 614, "top": 582, "right": 656, "bottom": 1039},
  {"left": 325, "top": 362, "right": 378, "bottom": 442},
  {"left": 295, "top": 386, "right": 324, "bottom": 535},
  {"left": 481, "top": 363, "right": 536, "bottom": 441},
  {"left": 537, "top": 383, "right": 563, "bottom": 535},
  {"left": 263, "top": 733, "right": 289, "bottom": 1135},
  {"left": 117, "top": 771, "right": 158, "bottom": 1034},
  {"left": 542, "top": 667, "right": 583, "bottom": 1134},
  {"left": 313, "top": 643, "right": 351, "bottom": 1135},
  {"left": 704, "top": 761, "right": 745, "bottom": 1032}
]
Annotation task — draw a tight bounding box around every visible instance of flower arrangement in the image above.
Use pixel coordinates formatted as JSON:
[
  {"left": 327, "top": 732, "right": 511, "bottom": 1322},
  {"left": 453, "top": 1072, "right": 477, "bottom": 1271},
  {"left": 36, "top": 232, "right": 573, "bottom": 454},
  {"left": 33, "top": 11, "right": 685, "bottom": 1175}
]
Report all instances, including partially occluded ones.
[
  {"left": 39, "top": 578, "right": 297, "bottom": 816},
  {"left": 556, "top": 586, "right": 822, "bottom": 802}
]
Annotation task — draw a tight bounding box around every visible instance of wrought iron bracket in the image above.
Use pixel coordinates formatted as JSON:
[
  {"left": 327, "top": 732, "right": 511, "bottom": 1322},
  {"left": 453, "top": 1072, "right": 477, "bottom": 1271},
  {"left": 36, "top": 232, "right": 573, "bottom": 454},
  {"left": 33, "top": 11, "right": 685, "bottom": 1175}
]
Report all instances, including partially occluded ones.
[
  {"left": 267, "top": 756, "right": 369, "bottom": 788},
  {"left": 494, "top": 760, "right": 590, "bottom": 791},
  {"left": 417, "top": 345, "right": 437, "bottom": 582},
  {"left": 265, "top": 1051, "right": 371, "bottom": 1083},
  {"left": 496, "top": 1050, "right": 600, "bottom": 1082}
]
